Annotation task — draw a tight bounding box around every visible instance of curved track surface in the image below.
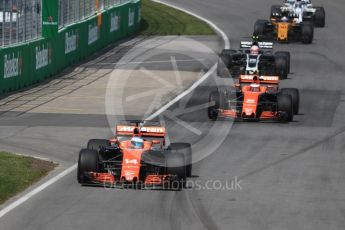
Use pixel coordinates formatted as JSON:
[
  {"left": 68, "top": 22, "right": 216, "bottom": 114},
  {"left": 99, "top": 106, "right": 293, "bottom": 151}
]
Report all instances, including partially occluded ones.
[{"left": 1, "top": 0, "right": 345, "bottom": 229}]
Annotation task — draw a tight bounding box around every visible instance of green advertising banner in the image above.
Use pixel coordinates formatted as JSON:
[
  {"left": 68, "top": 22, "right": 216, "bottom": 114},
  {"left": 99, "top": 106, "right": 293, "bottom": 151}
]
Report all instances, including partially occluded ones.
[
  {"left": 0, "top": 0, "right": 141, "bottom": 94},
  {"left": 42, "top": 0, "right": 59, "bottom": 38}
]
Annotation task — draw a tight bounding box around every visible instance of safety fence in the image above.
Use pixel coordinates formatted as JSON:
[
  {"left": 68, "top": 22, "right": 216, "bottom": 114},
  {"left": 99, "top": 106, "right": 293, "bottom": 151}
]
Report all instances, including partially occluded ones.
[
  {"left": 58, "top": 0, "right": 131, "bottom": 29},
  {"left": 0, "top": 0, "right": 42, "bottom": 47},
  {"left": 0, "top": 0, "right": 141, "bottom": 94}
]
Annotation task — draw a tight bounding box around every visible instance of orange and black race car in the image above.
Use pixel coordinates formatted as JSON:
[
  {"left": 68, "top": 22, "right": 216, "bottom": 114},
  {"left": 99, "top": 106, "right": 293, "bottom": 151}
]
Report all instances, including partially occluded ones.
[
  {"left": 77, "top": 121, "right": 192, "bottom": 190},
  {"left": 208, "top": 75, "right": 300, "bottom": 122},
  {"left": 254, "top": 8, "right": 314, "bottom": 44}
]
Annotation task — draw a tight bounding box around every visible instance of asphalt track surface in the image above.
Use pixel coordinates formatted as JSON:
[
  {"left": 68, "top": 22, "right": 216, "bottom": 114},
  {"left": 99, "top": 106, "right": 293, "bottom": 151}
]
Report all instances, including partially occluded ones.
[{"left": 1, "top": 0, "right": 345, "bottom": 229}]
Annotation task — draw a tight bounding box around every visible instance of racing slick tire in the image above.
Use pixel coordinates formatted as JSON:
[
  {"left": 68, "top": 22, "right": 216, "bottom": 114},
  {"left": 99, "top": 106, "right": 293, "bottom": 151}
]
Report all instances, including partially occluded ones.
[
  {"left": 301, "top": 22, "right": 314, "bottom": 44},
  {"left": 87, "top": 139, "right": 110, "bottom": 150},
  {"left": 166, "top": 153, "right": 186, "bottom": 190},
  {"left": 314, "top": 7, "right": 325, "bottom": 28},
  {"left": 208, "top": 91, "right": 221, "bottom": 120},
  {"left": 280, "top": 88, "right": 300, "bottom": 115},
  {"left": 170, "top": 143, "right": 192, "bottom": 177},
  {"left": 277, "top": 94, "right": 293, "bottom": 122},
  {"left": 275, "top": 51, "right": 290, "bottom": 73},
  {"left": 78, "top": 149, "right": 99, "bottom": 184},
  {"left": 275, "top": 56, "right": 288, "bottom": 79},
  {"left": 254, "top": 20, "right": 268, "bottom": 37},
  {"left": 270, "top": 5, "right": 282, "bottom": 18}
]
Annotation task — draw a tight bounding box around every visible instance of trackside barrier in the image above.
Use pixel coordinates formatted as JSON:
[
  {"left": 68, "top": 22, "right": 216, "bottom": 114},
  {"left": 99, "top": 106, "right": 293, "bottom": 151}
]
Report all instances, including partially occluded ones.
[{"left": 0, "top": 0, "right": 141, "bottom": 94}]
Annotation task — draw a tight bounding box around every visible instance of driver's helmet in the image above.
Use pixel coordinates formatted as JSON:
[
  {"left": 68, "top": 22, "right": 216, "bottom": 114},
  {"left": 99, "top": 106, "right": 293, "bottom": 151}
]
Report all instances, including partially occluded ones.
[
  {"left": 250, "top": 83, "right": 261, "bottom": 92},
  {"left": 131, "top": 137, "right": 144, "bottom": 148},
  {"left": 250, "top": 45, "right": 260, "bottom": 55},
  {"left": 281, "top": 16, "right": 289, "bottom": 22}
]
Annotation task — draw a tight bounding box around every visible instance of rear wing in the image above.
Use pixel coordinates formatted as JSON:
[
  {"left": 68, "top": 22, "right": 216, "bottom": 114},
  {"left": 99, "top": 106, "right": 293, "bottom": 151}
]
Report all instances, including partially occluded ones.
[
  {"left": 239, "top": 75, "right": 280, "bottom": 85},
  {"left": 240, "top": 41, "right": 274, "bottom": 50},
  {"left": 116, "top": 125, "right": 166, "bottom": 138}
]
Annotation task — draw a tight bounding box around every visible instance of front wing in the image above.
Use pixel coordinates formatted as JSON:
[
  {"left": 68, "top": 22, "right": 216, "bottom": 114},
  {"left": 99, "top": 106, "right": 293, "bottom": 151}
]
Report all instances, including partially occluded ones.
[
  {"left": 217, "top": 109, "right": 288, "bottom": 122},
  {"left": 81, "top": 172, "right": 181, "bottom": 190}
]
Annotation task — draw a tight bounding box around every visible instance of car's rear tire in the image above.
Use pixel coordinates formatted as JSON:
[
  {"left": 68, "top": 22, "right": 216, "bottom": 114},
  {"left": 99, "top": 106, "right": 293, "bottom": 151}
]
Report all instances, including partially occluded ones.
[
  {"left": 275, "top": 51, "right": 290, "bottom": 73},
  {"left": 87, "top": 139, "right": 110, "bottom": 150},
  {"left": 275, "top": 56, "right": 288, "bottom": 79},
  {"left": 77, "top": 149, "right": 99, "bottom": 184},
  {"left": 170, "top": 143, "right": 192, "bottom": 177},
  {"left": 277, "top": 94, "right": 293, "bottom": 122},
  {"left": 314, "top": 7, "right": 325, "bottom": 28},
  {"left": 166, "top": 153, "right": 186, "bottom": 190},
  {"left": 280, "top": 88, "right": 300, "bottom": 115},
  {"left": 301, "top": 22, "right": 314, "bottom": 44},
  {"left": 208, "top": 91, "right": 221, "bottom": 120}
]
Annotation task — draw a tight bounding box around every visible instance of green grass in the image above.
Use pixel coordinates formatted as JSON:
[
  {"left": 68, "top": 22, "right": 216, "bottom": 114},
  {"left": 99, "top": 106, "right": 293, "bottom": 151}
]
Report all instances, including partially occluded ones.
[
  {"left": 0, "top": 152, "right": 56, "bottom": 204},
  {"left": 140, "top": 0, "right": 215, "bottom": 35}
]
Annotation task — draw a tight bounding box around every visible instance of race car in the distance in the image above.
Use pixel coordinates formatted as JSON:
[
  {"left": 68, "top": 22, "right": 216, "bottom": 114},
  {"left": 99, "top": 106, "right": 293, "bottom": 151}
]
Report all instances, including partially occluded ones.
[
  {"left": 254, "top": 2, "right": 316, "bottom": 44},
  {"left": 77, "top": 121, "right": 192, "bottom": 190},
  {"left": 271, "top": 0, "right": 325, "bottom": 27},
  {"left": 217, "top": 40, "right": 290, "bottom": 79},
  {"left": 208, "top": 75, "right": 300, "bottom": 122}
]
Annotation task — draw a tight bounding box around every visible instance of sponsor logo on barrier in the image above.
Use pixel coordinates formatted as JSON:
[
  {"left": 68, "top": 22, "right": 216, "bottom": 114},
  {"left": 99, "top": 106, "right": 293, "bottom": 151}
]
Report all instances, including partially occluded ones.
[
  {"left": 65, "top": 30, "right": 78, "bottom": 54},
  {"left": 110, "top": 12, "right": 120, "bottom": 32},
  {"left": 43, "top": 21, "right": 58, "bottom": 26},
  {"left": 4, "top": 52, "right": 21, "bottom": 79},
  {"left": 43, "top": 16, "right": 58, "bottom": 26},
  {"left": 88, "top": 23, "right": 99, "bottom": 45},
  {"left": 36, "top": 43, "right": 51, "bottom": 70},
  {"left": 128, "top": 8, "right": 135, "bottom": 27}
]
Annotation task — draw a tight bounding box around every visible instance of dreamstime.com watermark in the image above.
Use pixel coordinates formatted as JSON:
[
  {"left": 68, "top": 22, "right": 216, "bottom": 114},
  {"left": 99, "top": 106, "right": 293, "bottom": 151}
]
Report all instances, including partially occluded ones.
[{"left": 102, "top": 177, "right": 243, "bottom": 191}]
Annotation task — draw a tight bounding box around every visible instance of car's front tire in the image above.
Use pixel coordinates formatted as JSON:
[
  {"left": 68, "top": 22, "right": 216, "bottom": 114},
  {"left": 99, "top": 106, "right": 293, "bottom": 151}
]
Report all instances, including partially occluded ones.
[
  {"left": 170, "top": 143, "right": 192, "bottom": 177},
  {"left": 208, "top": 91, "right": 221, "bottom": 120},
  {"left": 254, "top": 20, "right": 268, "bottom": 37},
  {"left": 314, "top": 7, "right": 325, "bottom": 28},
  {"left": 87, "top": 139, "right": 110, "bottom": 150},
  {"left": 275, "top": 56, "right": 288, "bottom": 79},
  {"left": 280, "top": 88, "right": 300, "bottom": 115},
  {"left": 275, "top": 51, "right": 290, "bottom": 73},
  {"left": 77, "top": 149, "right": 99, "bottom": 184},
  {"left": 166, "top": 153, "right": 186, "bottom": 190},
  {"left": 277, "top": 94, "right": 293, "bottom": 122},
  {"left": 301, "top": 22, "right": 314, "bottom": 44}
]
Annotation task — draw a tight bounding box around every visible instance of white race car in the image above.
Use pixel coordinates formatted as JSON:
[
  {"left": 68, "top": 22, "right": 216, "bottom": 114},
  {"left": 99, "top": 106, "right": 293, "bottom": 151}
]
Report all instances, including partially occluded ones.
[{"left": 271, "top": 0, "right": 325, "bottom": 27}]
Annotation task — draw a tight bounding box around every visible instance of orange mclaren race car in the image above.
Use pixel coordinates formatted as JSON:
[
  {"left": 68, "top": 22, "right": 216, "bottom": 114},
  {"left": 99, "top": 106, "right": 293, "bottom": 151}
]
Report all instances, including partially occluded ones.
[
  {"left": 208, "top": 75, "right": 300, "bottom": 122},
  {"left": 77, "top": 121, "right": 192, "bottom": 189}
]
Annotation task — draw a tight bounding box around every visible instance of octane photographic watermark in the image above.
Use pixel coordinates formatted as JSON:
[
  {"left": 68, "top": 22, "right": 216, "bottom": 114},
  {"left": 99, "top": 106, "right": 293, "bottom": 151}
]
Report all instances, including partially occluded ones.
[
  {"left": 105, "top": 36, "right": 235, "bottom": 167},
  {"left": 102, "top": 176, "right": 243, "bottom": 191},
  {"left": 185, "top": 177, "right": 243, "bottom": 191}
]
